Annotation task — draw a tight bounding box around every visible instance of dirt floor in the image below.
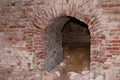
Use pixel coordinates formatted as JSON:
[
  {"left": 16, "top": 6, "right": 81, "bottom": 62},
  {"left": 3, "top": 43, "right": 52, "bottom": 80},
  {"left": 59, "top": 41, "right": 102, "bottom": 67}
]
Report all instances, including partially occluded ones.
[{"left": 53, "top": 43, "right": 90, "bottom": 80}]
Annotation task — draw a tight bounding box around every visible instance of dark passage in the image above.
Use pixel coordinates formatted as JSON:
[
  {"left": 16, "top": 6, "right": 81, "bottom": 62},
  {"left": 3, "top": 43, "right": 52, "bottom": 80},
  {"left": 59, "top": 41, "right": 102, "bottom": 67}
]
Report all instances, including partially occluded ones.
[{"left": 54, "top": 21, "right": 90, "bottom": 80}]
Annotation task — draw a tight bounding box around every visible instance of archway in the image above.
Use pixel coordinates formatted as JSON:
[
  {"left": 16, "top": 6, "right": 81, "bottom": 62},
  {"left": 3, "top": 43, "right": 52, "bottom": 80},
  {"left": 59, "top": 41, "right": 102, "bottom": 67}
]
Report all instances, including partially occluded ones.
[
  {"left": 44, "top": 16, "right": 90, "bottom": 72},
  {"left": 62, "top": 20, "right": 90, "bottom": 73}
]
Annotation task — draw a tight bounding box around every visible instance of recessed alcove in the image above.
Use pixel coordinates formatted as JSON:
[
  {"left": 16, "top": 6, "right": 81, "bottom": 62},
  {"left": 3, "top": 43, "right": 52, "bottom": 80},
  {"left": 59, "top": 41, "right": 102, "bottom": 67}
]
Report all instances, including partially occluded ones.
[{"left": 44, "top": 16, "right": 90, "bottom": 72}]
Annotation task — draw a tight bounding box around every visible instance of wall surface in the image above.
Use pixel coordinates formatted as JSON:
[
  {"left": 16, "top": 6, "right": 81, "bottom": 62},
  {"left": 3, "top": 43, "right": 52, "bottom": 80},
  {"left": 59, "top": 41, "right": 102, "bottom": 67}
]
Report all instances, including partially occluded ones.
[{"left": 0, "top": 0, "right": 120, "bottom": 80}]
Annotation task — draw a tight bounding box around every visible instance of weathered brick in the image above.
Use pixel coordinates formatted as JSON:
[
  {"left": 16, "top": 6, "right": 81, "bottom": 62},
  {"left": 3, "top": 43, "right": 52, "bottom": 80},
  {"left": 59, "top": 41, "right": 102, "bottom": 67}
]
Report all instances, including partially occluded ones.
[
  {"left": 106, "top": 47, "right": 119, "bottom": 50},
  {"left": 0, "top": 0, "right": 120, "bottom": 80},
  {"left": 110, "top": 40, "right": 120, "bottom": 43},
  {"left": 101, "top": 3, "right": 120, "bottom": 8}
]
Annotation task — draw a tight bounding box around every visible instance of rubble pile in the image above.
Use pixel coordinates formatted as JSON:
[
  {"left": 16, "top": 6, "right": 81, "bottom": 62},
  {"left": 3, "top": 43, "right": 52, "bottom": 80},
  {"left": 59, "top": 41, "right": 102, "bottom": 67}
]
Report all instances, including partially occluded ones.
[
  {"left": 41, "top": 68, "right": 105, "bottom": 80},
  {"left": 67, "top": 69, "right": 104, "bottom": 80}
]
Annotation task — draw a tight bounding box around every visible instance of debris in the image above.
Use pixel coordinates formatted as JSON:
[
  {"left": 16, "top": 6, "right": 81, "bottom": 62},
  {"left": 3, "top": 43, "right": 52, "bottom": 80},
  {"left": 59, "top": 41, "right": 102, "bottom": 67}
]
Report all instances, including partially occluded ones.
[
  {"left": 81, "top": 68, "right": 90, "bottom": 75},
  {"left": 60, "top": 62, "right": 66, "bottom": 67},
  {"left": 42, "top": 71, "right": 53, "bottom": 80},
  {"left": 89, "top": 72, "right": 94, "bottom": 78},
  {"left": 55, "top": 71, "right": 60, "bottom": 77},
  {"left": 95, "top": 75, "right": 104, "bottom": 80},
  {"left": 67, "top": 72, "right": 82, "bottom": 80},
  {"left": 67, "top": 56, "right": 70, "bottom": 58}
]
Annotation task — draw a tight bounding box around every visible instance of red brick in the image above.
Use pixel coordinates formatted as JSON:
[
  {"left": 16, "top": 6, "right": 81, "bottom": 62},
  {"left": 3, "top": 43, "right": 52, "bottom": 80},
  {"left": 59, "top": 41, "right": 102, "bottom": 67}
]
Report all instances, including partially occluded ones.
[
  {"left": 110, "top": 40, "right": 120, "bottom": 43},
  {"left": 111, "top": 10, "right": 120, "bottom": 14},
  {"left": 103, "top": 10, "right": 120, "bottom": 14},
  {"left": 23, "top": 44, "right": 32, "bottom": 50},
  {"left": 101, "top": 4, "right": 108, "bottom": 7},
  {"left": 109, "top": 18, "right": 120, "bottom": 22},
  {"left": 27, "top": 63, "right": 31, "bottom": 68},
  {"left": 110, "top": 29, "right": 120, "bottom": 32},
  {"left": 106, "top": 47, "right": 119, "bottom": 50},
  {"left": 98, "top": 59, "right": 105, "bottom": 63},
  {"left": 101, "top": 3, "right": 120, "bottom": 8},
  {"left": 0, "top": 29, "right": 5, "bottom": 32},
  {"left": 84, "top": 18, "right": 90, "bottom": 24},
  {"left": 112, "top": 44, "right": 120, "bottom": 46},
  {"left": 17, "top": 62, "right": 21, "bottom": 66},
  {"left": 106, "top": 54, "right": 112, "bottom": 58},
  {"left": 91, "top": 58, "right": 98, "bottom": 61},
  {"left": 103, "top": 64, "right": 110, "bottom": 69}
]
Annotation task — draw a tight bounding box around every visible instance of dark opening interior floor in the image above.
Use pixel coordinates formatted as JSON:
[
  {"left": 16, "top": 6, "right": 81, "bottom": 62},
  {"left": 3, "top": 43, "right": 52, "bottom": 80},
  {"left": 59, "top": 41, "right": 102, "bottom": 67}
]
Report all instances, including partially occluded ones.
[{"left": 53, "top": 43, "right": 90, "bottom": 80}]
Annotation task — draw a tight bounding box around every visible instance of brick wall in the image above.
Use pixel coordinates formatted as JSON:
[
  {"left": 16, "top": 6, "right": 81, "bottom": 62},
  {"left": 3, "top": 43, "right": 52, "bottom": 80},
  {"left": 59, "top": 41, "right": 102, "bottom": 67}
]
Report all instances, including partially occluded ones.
[
  {"left": 44, "top": 17, "right": 70, "bottom": 71},
  {"left": 0, "top": 0, "right": 120, "bottom": 79},
  {"left": 90, "top": 0, "right": 120, "bottom": 79},
  {"left": 0, "top": 0, "right": 35, "bottom": 73}
]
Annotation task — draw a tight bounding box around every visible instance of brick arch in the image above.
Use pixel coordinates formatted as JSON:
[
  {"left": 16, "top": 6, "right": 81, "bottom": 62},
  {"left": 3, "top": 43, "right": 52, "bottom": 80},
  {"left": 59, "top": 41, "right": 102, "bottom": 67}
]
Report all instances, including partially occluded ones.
[
  {"left": 43, "top": 15, "right": 91, "bottom": 71},
  {"left": 33, "top": 0, "right": 94, "bottom": 30},
  {"left": 0, "top": 0, "right": 119, "bottom": 79},
  {"left": 33, "top": 0, "right": 99, "bottom": 71},
  {"left": 33, "top": 0, "right": 104, "bottom": 72}
]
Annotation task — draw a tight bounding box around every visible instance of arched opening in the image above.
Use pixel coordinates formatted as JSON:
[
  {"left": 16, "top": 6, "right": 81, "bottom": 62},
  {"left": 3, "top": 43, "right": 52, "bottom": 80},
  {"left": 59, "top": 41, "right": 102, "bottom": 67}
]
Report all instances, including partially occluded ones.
[
  {"left": 44, "top": 16, "right": 90, "bottom": 74},
  {"left": 62, "top": 20, "right": 90, "bottom": 73}
]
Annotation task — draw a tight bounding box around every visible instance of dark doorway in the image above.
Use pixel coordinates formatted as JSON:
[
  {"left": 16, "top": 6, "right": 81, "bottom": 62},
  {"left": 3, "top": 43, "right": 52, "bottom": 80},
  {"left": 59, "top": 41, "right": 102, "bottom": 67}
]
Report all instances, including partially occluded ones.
[
  {"left": 62, "top": 21, "right": 90, "bottom": 72},
  {"left": 55, "top": 17, "right": 91, "bottom": 80},
  {"left": 44, "top": 16, "right": 90, "bottom": 75}
]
